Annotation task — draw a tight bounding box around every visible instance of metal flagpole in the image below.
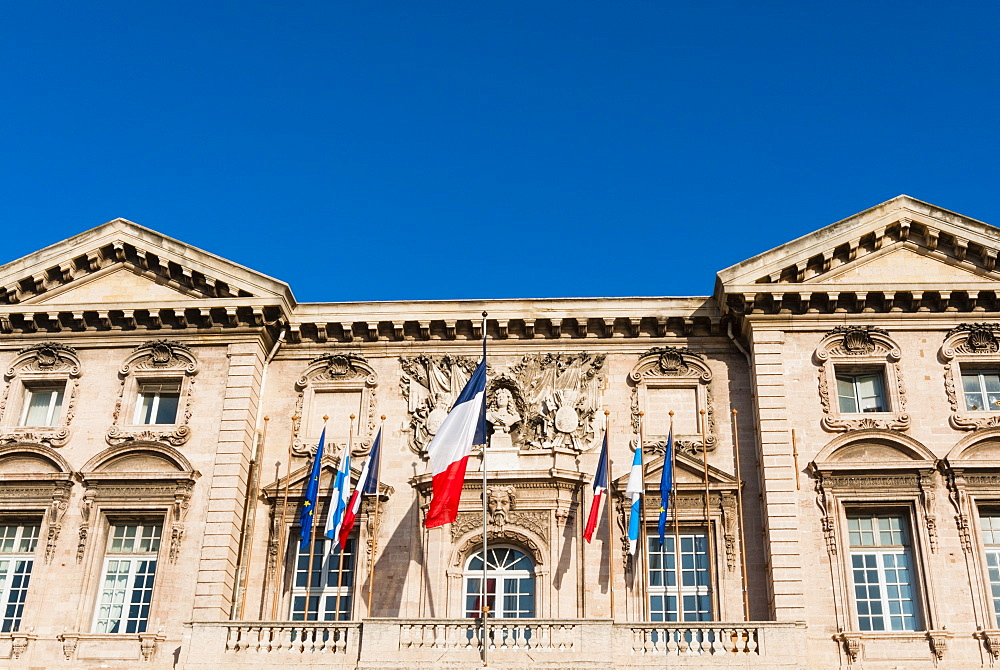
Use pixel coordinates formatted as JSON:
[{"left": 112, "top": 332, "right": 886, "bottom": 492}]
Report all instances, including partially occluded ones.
[
  {"left": 479, "top": 311, "right": 490, "bottom": 668},
  {"left": 334, "top": 416, "right": 354, "bottom": 621},
  {"left": 604, "top": 410, "right": 616, "bottom": 621},
  {"left": 700, "top": 409, "right": 717, "bottom": 621},
  {"left": 670, "top": 411, "right": 683, "bottom": 624},
  {"left": 304, "top": 416, "right": 329, "bottom": 620},
  {"left": 366, "top": 416, "right": 386, "bottom": 616},
  {"left": 271, "top": 415, "right": 298, "bottom": 619},
  {"left": 732, "top": 410, "right": 750, "bottom": 621},
  {"left": 638, "top": 412, "right": 651, "bottom": 621}
]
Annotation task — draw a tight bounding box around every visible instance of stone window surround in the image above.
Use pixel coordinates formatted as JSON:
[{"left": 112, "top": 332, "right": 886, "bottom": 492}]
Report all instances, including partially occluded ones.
[
  {"left": 810, "top": 432, "right": 948, "bottom": 663},
  {"left": 0, "top": 343, "right": 82, "bottom": 449},
  {"left": 942, "top": 323, "right": 1000, "bottom": 431},
  {"left": 815, "top": 326, "right": 909, "bottom": 433},
  {"left": 292, "top": 353, "right": 378, "bottom": 457}
]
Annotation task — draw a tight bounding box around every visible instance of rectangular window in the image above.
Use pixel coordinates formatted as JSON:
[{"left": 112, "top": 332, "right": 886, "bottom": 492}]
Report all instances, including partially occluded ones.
[
  {"left": 0, "top": 523, "right": 39, "bottom": 632},
  {"left": 962, "top": 371, "right": 1000, "bottom": 412},
  {"left": 837, "top": 371, "right": 887, "bottom": 413},
  {"left": 290, "top": 536, "right": 355, "bottom": 621},
  {"left": 647, "top": 532, "right": 712, "bottom": 621},
  {"left": 20, "top": 385, "right": 65, "bottom": 427},
  {"left": 133, "top": 382, "right": 180, "bottom": 425},
  {"left": 94, "top": 522, "right": 161, "bottom": 634},
  {"left": 848, "top": 512, "right": 921, "bottom": 631},
  {"left": 980, "top": 510, "right": 1000, "bottom": 627}
]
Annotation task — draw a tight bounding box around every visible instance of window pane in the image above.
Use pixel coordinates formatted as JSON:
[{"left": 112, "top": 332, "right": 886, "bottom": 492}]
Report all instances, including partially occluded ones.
[
  {"left": 837, "top": 377, "right": 859, "bottom": 413},
  {"left": 848, "top": 512, "right": 920, "bottom": 632},
  {"left": 153, "top": 393, "right": 179, "bottom": 424},
  {"left": 23, "top": 388, "right": 63, "bottom": 426},
  {"left": 95, "top": 523, "right": 161, "bottom": 634},
  {"left": 290, "top": 537, "right": 355, "bottom": 621},
  {"left": 464, "top": 547, "right": 535, "bottom": 619}
]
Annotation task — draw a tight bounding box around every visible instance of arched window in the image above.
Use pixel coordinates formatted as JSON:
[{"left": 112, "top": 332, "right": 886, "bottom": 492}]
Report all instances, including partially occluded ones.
[{"left": 464, "top": 546, "right": 535, "bottom": 619}]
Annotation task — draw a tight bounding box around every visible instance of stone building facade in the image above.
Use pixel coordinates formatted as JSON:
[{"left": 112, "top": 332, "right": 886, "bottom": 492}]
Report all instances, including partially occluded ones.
[{"left": 0, "top": 195, "right": 997, "bottom": 668}]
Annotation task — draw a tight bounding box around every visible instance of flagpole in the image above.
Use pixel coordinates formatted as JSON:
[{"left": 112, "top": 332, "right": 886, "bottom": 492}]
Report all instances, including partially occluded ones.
[
  {"left": 732, "top": 409, "right": 750, "bottom": 621},
  {"left": 604, "top": 410, "right": 616, "bottom": 621},
  {"left": 479, "top": 311, "right": 490, "bottom": 668},
  {"left": 271, "top": 414, "right": 298, "bottom": 620},
  {"left": 304, "top": 416, "right": 328, "bottom": 620},
  {"left": 366, "top": 416, "right": 386, "bottom": 616},
  {"left": 670, "top": 411, "right": 683, "bottom": 623},
  {"left": 700, "top": 409, "right": 717, "bottom": 621},
  {"left": 334, "top": 416, "right": 354, "bottom": 621},
  {"left": 638, "top": 411, "right": 651, "bottom": 622}
]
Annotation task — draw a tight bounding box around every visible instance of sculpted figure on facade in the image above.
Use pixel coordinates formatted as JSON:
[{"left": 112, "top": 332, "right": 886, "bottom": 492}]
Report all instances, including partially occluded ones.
[
  {"left": 400, "top": 354, "right": 478, "bottom": 456},
  {"left": 486, "top": 485, "right": 516, "bottom": 530}
]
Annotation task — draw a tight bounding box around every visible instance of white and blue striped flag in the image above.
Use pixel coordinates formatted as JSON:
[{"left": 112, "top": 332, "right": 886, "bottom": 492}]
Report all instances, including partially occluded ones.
[{"left": 625, "top": 445, "right": 644, "bottom": 555}]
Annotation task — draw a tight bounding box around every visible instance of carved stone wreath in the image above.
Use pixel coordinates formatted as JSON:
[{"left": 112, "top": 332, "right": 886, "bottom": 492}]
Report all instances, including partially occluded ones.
[
  {"left": 815, "top": 327, "right": 909, "bottom": 432},
  {"left": 106, "top": 341, "right": 198, "bottom": 447},
  {"left": 0, "top": 343, "right": 82, "bottom": 448},
  {"left": 292, "top": 353, "right": 378, "bottom": 455},
  {"left": 629, "top": 347, "right": 716, "bottom": 454},
  {"left": 942, "top": 323, "right": 1000, "bottom": 430}
]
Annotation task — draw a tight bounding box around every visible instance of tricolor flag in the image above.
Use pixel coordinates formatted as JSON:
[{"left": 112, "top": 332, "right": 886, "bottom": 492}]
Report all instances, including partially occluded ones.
[
  {"left": 424, "top": 359, "right": 487, "bottom": 529},
  {"left": 298, "top": 428, "right": 326, "bottom": 550},
  {"left": 657, "top": 426, "right": 674, "bottom": 546},
  {"left": 625, "top": 444, "right": 644, "bottom": 555},
  {"left": 337, "top": 427, "right": 382, "bottom": 549},
  {"left": 323, "top": 444, "right": 352, "bottom": 547},
  {"left": 583, "top": 433, "right": 609, "bottom": 543}
]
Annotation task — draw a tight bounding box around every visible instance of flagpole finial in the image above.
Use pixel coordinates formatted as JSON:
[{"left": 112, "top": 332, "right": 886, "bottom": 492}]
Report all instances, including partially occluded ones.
[
  {"left": 482, "top": 310, "right": 488, "bottom": 318},
  {"left": 638, "top": 411, "right": 645, "bottom": 417},
  {"left": 604, "top": 410, "right": 610, "bottom": 417},
  {"left": 669, "top": 410, "right": 674, "bottom": 417},
  {"left": 732, "top": 409, "right": 738, "bottom": 415},
  {"left": 350, "top": 414, "right": 356, "bottom": 420},
  {"left": 700, "top": 409, "right": 707, "bottom": 415},
  {"left": 264, "top": 416, "right": 270, "bottom": 422},
  {"left": 381, "top": 415, "right": 386, "bottom": 421},
  {"left": 323, "top": 415, "right": 329, "bottom": 421}
]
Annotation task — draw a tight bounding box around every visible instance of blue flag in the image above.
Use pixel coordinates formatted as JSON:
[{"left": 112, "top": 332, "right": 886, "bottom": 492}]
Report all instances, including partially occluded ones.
[
  {"left": 658, "top": 426, "right": 674, "bottom": 546},
  {"left": 299, "top": 427, "right": 326, "bottom": 550}
]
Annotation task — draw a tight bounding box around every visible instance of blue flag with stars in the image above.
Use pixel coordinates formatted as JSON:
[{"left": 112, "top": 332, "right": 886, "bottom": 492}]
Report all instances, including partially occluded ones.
[
  {"left": 658, "top": 426, "right": 673, "bottom": 546},
  {"left": 299, "top": 427, "right": 326, "bottom": 550}
]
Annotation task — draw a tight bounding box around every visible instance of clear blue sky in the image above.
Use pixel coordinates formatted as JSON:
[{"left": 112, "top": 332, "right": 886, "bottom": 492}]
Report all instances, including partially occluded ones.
[{"left": 2, "top": 2, "right": 999, "bottom": 302}]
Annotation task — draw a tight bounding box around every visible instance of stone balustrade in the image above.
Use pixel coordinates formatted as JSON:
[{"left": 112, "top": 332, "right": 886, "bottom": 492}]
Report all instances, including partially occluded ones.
[{"left": 180, "top": 619, "right": 807, "bottom": 669}]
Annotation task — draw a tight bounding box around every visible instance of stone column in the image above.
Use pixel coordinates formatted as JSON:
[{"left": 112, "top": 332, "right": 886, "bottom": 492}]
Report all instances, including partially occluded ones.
[
  {"left": 191, "top": 341, "right": 266, "bottom": 619},
  {"left": 748, "top": 328, "right": 805, "bottom": 620}
]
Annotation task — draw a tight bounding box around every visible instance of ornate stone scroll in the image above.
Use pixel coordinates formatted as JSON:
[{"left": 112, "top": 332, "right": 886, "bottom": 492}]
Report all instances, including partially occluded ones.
[
  {"left": 629, "top": 347, "right": 715, "bottom": 454},
  {"left": 400, "top": 355, "right": 479, "bottom": 456},
  {"left": 106, "top": 340, "right": 198, "bottom": 446},
  {"left": 0, "top": 342, "right": 82, "bottom": 448},
  {"left": 942, "top": 323, "right": 1000, "bottom": 430},
  {"left": 815, "top": 326, "right": 909, "bottom": 432},
  {"left": 292, "top": 353, "right": 378, "bottom": 455}
]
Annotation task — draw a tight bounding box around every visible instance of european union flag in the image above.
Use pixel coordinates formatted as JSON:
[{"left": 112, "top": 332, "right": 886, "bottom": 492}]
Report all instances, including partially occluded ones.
[
  {"left": 299, "top": 427, "right": 326, "bottom": 550},
  {"left": 658, "top": 426, "right": 673, "bottom": 546}
]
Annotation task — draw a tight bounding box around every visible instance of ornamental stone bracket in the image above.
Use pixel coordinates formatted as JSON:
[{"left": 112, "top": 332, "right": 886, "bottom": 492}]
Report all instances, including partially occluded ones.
[
  {"left": 836, "top": 631, "right": 862, "bottom": 664},
  {"left": 106, "top": 341, "right": 198, "bottom": 447},
  {"left": 942, "top": 323, "right": 1000, "bottom": 430},
  {"left": 629, "top": 347, "right": 716, "bottom": 454},
  {"left": 292, "top": 353, "right": 378, "bottom": 456},
  {"left": 927, "top": 630, "right": 952, "bottom": 664},
  {"left": 0, "top": 342, "right": 82, "bottom": 448},
  {"left": 976, "top": 628, "right": 1000, "bottom": 662},
  {"left": 815, "top": 326, "right": 910, "bottom": 433}
]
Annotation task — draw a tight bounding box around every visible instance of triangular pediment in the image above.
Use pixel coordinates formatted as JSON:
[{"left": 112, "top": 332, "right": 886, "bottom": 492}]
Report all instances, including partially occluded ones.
[
  {"left": 0, "top": 218, "right": 294, "bottom": 307},
  {"left": 717, "top": 195, "right": 1000, "bottom": 294},
  {"left": 613, "top": 451, "right": 736, "bottom": 490}
]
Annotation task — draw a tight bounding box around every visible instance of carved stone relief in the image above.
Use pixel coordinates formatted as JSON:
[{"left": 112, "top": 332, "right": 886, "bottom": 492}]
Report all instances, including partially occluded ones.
[
  {"left": 106, "top": 341, "right": 198, "bottom": 447},
  {"left": 942, "top": 324, "right": 1000, "bottom": 430},
  {"left": 485, "top": 485, "right": 516, "bottom": 530},
  {"left": 0, "top": 342, "right": 82, "bottom": 448},
  {"left": 816, "top": 327, "right": 910, "bottom": 432},
  {"left": 400, "top": 355, "right": 478, "bottom": 456},
  {"left": 293, "top": 353, "right": 378, "bottom": 455},
  {"left": 629, "top": 347, "right": 716, "bottom": 454},
  {"left": 451, "top": 508, "right": 548, "bottom": 544}
]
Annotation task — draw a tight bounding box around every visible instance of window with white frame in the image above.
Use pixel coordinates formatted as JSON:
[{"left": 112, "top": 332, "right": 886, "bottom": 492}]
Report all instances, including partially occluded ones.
[
  {"left": 20, "top": 385, "right": 65, "bottom": 427},
  {"left": 464, "top": 546, "right": 535, "bottom": 619},
  {"left": 836, "top": 369, "right": 888, "bottom": 413},
  {"left": 847, "top": 511, "right": 921, "bottom": 631},
  {"left": 291, "top": 536, "right": 355, "bottom": 621},
  {"left": 980, "top": 510, "right": 1000, "bottom": 627},
  {"left": 962, "top": 370, "right": 1000, "bottom": 412},
  {"left": 94, "top": 522, "right": 161, "bottom": 634},
  {"left": 647, "top": 532, "right": 712, "bottom": 621},
  {"left": 133, "top": 382, "right": 181, "bottom": 425},
  {"left": 0, "top": 523, "right": 39, "bottom": 632}
]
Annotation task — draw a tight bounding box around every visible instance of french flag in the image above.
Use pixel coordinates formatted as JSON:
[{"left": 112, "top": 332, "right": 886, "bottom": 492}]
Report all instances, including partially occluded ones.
[
  {"left": 323, "top": 444, "right": 352, "bottom": 545},
  {"left": 625, "top": 444, "right": 644, "bottom": 555},
  {"left": 424, "top": 359, "right": 487, "bottom": 529},
  {"left": 583, "top": 433, "right": 609, "bottom": 543},
  {"left": 337, "top": 427, "right": 382, "bottom": 550}
]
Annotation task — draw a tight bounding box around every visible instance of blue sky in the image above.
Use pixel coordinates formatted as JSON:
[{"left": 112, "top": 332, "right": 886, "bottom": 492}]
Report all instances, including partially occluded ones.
[{"left": 2, "top": 2, "right": 999, "bottom": 302}]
